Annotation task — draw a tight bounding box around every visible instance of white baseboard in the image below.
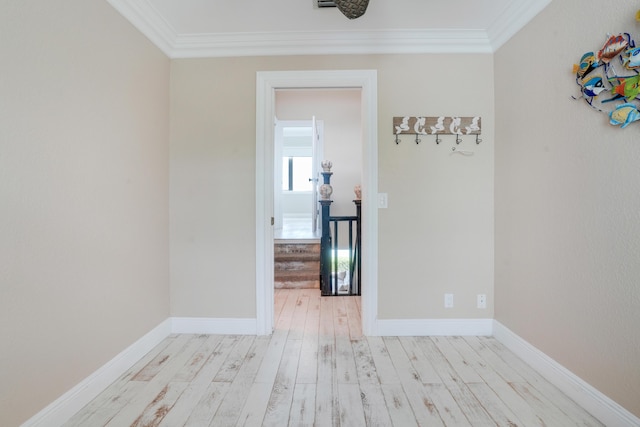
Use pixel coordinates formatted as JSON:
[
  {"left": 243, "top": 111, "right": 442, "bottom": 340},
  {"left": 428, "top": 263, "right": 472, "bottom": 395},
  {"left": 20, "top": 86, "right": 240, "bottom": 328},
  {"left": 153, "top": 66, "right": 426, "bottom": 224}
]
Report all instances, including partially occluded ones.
[
  {"left": 21, "top": 318, "right": 172, "bottom": 427},
  {"left": 493, "top": 320, "right": 640, "bottom": 427},
  {"left": 21, "top": 316, "right": 257, "bottom": 426},
  {"left": 171, "top": 317, "right": 257, "bottom": 335},
  {"left": 376, "top": 318, "right": 493, "bottom": 336}
]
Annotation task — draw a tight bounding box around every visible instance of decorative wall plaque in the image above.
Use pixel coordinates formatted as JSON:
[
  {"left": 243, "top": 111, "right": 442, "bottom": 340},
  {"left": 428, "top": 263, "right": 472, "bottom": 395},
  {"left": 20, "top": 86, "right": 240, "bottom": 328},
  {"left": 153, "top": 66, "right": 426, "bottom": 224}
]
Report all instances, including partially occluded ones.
[{"left": 393, "top": 116, "right": 481, "bottom": 135}]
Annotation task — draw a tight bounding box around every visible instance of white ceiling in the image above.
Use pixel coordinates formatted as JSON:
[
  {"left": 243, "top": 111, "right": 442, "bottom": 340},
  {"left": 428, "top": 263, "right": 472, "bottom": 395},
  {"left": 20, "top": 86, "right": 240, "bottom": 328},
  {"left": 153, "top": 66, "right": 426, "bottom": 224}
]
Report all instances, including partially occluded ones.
[{"left": 106, "top": 0, "right": 551, "bottom": 58}]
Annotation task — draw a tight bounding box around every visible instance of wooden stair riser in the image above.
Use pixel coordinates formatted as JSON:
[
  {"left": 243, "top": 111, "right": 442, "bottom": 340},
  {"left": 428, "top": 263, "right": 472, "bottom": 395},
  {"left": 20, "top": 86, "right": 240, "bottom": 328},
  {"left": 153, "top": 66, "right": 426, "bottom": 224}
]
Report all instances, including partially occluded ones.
[
  {"left": 274, "top": 262, "right": 320, "bottom": 282},
  {"left": 275, "top": 242, "right": 320, "bottom": 252},
  {"left": 275, "top": 260, "right": 320, "bottom": 272}
]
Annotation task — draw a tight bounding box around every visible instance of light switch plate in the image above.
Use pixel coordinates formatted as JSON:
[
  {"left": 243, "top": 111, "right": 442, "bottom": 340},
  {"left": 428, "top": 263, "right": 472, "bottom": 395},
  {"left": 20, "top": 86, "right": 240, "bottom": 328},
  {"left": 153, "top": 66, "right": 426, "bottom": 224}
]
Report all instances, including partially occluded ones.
[
  {"left": 378, "top": 193, "right": 388, "bottom": 208},
  {"left": 444, "top": 293, "right": 454, "bottom": 308}
]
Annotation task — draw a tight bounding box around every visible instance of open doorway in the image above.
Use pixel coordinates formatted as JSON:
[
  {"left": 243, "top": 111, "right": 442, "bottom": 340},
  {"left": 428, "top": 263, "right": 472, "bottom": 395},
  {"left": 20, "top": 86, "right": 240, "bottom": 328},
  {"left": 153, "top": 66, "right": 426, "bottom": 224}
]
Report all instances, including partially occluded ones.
[
  {"left": 255, "top": 70, "right": 378, "bottom": 336},
  {"left": 274, "top": 89, "right": 362, "bottom": 297}
]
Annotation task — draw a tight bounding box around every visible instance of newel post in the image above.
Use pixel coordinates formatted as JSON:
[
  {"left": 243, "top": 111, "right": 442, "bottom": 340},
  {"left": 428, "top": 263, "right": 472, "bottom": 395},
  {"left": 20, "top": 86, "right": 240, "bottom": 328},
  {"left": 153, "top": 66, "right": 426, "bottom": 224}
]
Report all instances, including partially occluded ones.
[{"left": 319, "top": 160, "right": 333, "bottom": 296}]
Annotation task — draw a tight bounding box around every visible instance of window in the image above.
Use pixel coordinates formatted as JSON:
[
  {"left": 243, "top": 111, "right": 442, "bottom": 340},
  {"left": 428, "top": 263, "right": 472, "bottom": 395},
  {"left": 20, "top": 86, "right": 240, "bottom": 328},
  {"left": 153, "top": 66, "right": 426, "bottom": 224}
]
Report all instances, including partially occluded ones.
[{"left": 282, "top": 156, "right": 313, "bottom": 191}]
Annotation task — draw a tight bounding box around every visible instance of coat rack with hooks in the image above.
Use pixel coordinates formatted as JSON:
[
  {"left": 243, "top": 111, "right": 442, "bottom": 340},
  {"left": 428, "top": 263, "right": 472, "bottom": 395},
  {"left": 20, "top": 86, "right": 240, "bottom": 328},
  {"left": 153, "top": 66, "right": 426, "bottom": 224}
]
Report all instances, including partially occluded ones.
[{"left": 393, "top": 116, "right": 482, "bottom": 145}]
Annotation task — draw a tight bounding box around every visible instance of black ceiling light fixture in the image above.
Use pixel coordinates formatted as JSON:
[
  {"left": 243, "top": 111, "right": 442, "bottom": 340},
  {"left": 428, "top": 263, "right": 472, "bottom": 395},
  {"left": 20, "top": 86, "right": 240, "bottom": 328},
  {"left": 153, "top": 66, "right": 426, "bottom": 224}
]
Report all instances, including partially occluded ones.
[{"left": 317, "top": 0, "right": 369, "bottom": 19}]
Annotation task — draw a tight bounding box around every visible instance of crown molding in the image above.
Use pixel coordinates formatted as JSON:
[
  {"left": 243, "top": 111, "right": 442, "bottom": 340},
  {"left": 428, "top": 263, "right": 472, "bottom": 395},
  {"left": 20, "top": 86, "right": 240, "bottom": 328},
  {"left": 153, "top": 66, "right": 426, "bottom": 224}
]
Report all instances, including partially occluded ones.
[
  {"left": 170, "top": 29, "right": 493, "bottom": 58},
  {"left": 487, "top": 0, "right": 552, "bottom": 51},
  {"left": 106, "top": 0, "right": 177, "bottom": 55},
  {"left": 108, "top": 0, "right": 551, "bottom": 58}
]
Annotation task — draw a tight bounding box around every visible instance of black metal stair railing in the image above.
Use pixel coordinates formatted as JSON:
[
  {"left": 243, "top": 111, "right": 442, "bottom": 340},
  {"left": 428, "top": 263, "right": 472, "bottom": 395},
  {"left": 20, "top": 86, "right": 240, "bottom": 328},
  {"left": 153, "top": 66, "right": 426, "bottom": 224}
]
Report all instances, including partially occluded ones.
[
  {"left": 318, "top": 162, "right": 361, "bottom": 296},
  {"left": 327, "top": 207, "right": 361, "bottom": 296}
]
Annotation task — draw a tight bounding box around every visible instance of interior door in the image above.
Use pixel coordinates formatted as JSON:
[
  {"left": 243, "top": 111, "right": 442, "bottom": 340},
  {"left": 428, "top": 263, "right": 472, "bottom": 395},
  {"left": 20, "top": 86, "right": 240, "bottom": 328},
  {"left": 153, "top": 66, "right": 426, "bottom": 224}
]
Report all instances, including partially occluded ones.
[
  {"left": 273, "top": 119, "right": 284, "bottom": 233},
  {"left": 274, "top": 119, "right": 323, "bottom": 234},
  {"left": 311, "top": 116, "right": 319, "bottom": 232}
]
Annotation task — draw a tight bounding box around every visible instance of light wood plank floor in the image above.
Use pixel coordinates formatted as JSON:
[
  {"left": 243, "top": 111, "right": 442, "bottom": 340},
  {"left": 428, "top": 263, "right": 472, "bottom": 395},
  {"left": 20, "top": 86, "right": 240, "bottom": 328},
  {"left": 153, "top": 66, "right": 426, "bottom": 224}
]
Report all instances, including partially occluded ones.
[{"left": 65, "top": 289, "right": 603, "bottom": 426}]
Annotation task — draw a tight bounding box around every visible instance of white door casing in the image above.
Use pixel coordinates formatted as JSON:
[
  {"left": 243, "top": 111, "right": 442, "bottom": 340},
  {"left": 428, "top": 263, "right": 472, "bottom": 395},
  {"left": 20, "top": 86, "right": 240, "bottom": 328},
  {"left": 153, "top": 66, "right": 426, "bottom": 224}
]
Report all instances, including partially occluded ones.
[{"left": 255, "top": 69, "right": 378, "bottom": 336}]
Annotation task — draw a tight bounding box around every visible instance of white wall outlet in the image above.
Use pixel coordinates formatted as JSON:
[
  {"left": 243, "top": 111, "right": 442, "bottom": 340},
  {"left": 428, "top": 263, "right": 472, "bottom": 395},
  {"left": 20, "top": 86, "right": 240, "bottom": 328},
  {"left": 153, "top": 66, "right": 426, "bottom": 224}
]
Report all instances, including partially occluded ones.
[
  {"left": 444, "top": 293, "right": 454, "bottom": 308},
  {"left": 377, "top": 193, "right": 388, "bottom": 208},
  {"left": 477, "top": 294, "right": 487, "bottom": 309}
]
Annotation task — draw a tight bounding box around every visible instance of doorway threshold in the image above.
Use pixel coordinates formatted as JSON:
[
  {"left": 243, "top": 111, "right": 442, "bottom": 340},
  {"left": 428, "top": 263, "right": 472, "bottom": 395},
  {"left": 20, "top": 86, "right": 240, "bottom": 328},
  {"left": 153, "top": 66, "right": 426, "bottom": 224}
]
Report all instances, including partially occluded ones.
[
  {"left": 275, "top": 218, "right": 321, "bottom": 241},
  {"left": 274, "top": 237, "right": 321, "bottom": 244}
]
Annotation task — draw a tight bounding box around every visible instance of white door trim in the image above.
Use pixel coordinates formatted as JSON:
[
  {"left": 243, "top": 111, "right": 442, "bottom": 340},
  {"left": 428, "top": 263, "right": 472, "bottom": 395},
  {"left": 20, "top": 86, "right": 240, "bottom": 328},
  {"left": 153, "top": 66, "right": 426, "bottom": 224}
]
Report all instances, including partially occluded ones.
[{"left": 255, "top": 70, "right": 378, "bottom": 336}]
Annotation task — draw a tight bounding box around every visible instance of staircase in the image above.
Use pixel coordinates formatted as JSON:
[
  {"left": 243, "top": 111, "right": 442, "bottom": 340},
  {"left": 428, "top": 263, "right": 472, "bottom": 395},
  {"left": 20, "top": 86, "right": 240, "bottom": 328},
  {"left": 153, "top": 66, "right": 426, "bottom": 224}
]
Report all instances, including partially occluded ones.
[{"left": 274, "top": 242, "right": 320, "bottom": 289}]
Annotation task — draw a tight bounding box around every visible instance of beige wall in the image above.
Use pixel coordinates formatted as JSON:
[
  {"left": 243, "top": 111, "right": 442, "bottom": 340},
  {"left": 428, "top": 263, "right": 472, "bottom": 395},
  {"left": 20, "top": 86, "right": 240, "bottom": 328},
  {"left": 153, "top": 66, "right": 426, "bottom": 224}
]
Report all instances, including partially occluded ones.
[
  {"left": 0, "top": 1, "right": 170, "bottom": 425},
  {"left": 378, "top": 55, "right": 495, "bottom": 319},
  {"left": 495, "top": 0, "right": 640, "bottom": 417},
  {"left": 170, "top": 54, "right": 495, "bottom": 319}
]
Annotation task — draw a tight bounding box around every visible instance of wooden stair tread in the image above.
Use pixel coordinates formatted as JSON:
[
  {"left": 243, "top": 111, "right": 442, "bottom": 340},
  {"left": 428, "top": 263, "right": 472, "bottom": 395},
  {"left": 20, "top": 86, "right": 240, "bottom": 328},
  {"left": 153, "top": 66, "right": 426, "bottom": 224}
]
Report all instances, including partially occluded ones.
[
  {"left": 275, "top": 271, "right": 320, "bottom": 280},
  {"left": 274, "top": 274, "right": 319, "bottom": 279},
  {"left": 275, "top": 244, "right": 320, "bottom": 252}
]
